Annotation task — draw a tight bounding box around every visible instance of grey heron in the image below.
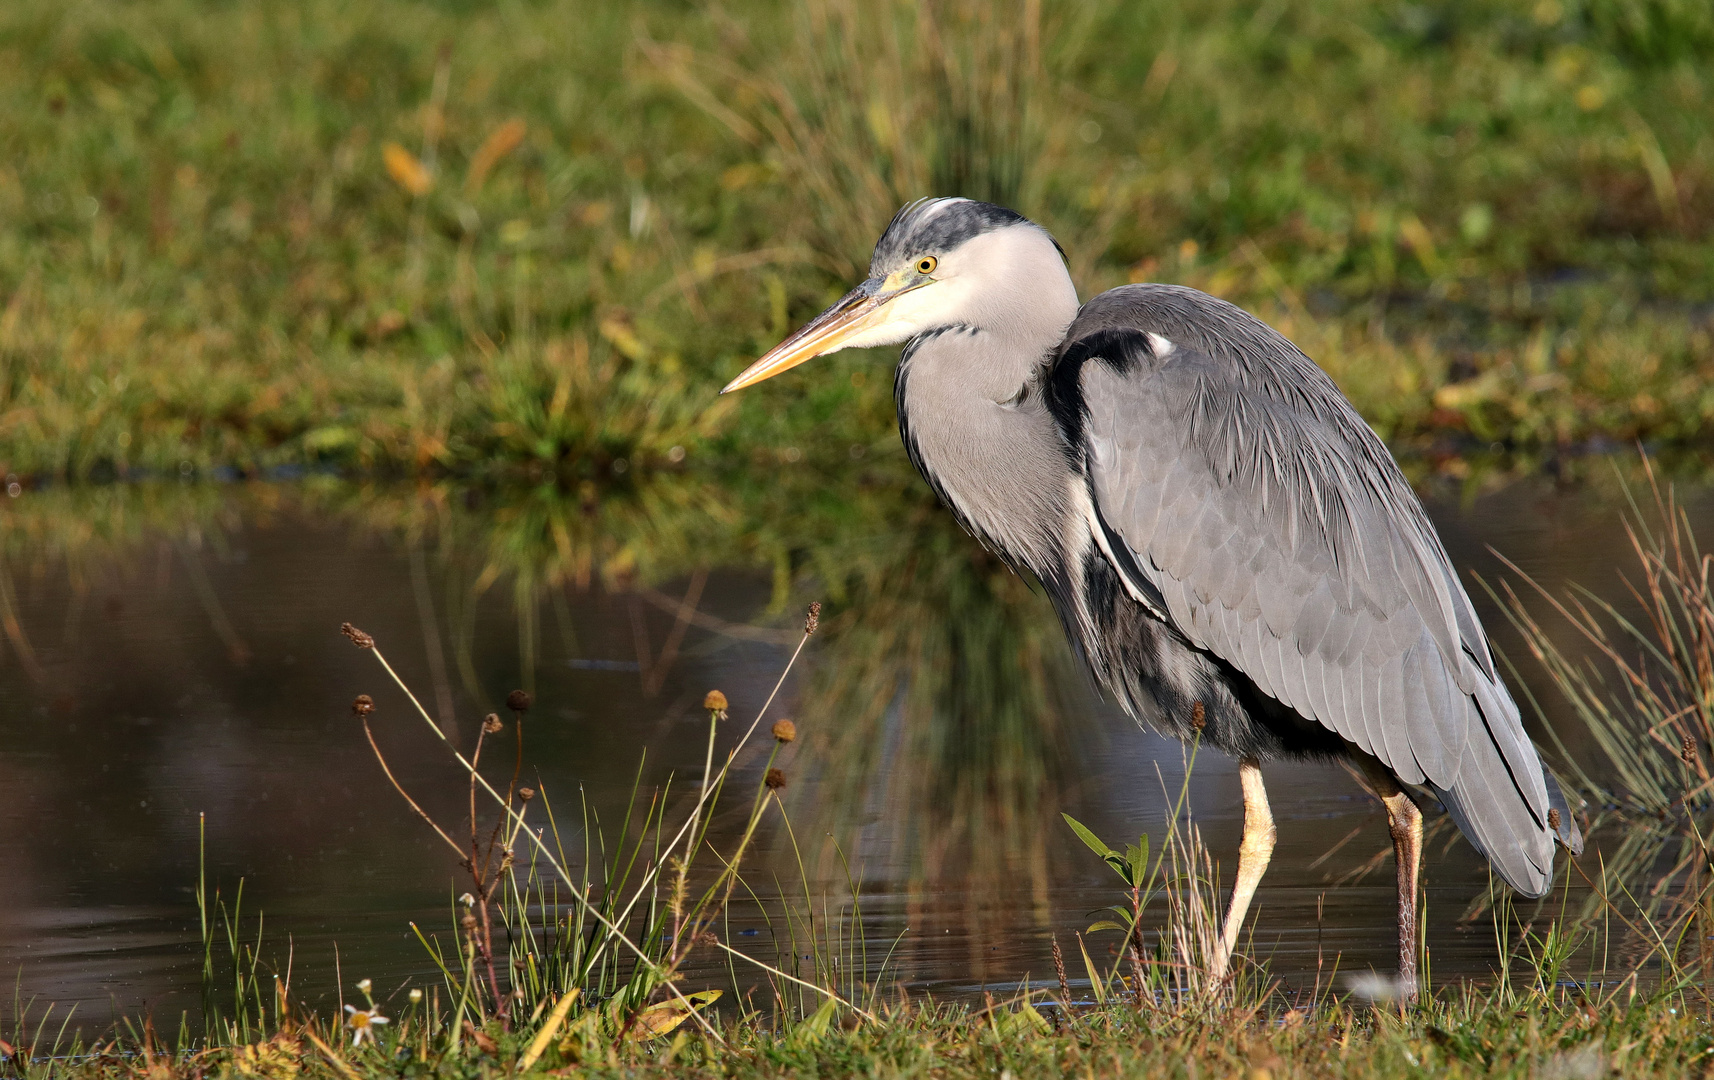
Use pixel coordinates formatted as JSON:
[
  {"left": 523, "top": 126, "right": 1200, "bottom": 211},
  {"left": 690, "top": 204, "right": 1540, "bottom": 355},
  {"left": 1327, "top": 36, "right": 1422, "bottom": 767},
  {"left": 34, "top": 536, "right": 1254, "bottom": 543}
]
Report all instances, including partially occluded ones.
[{"left": 722, "top": 198, "right": 1582, "bottom": 994}]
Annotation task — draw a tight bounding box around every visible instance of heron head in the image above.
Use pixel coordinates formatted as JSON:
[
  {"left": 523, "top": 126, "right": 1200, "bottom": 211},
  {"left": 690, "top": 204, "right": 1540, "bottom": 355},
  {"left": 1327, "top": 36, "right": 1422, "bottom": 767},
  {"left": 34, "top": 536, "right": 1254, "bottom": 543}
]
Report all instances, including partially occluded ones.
[{"left": 721, "top": 198, "right": 1075, "bottom": 393}]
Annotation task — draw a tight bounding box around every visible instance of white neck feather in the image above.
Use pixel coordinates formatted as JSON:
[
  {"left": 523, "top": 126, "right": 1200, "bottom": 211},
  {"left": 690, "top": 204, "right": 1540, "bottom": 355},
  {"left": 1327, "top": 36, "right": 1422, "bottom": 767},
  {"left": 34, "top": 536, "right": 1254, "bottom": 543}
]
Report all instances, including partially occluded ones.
[{"left": 890, "top": 225, "right": 1083, "bottom": 575}]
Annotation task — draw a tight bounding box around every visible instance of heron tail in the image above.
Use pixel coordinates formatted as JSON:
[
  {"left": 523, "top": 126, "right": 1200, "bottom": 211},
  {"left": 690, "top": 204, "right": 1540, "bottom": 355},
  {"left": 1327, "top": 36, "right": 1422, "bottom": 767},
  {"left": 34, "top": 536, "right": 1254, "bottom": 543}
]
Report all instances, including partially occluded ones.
[{"left": 1431, "top": 744, "right": 1582, "bottom": 899}]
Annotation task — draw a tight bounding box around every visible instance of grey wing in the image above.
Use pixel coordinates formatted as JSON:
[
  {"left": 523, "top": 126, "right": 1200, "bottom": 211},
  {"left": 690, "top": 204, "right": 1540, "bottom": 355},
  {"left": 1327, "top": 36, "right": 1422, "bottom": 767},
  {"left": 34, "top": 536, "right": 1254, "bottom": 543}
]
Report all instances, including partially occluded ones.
[{"left": 1066, "top": 285, "right": 1565, "bottom": 895}]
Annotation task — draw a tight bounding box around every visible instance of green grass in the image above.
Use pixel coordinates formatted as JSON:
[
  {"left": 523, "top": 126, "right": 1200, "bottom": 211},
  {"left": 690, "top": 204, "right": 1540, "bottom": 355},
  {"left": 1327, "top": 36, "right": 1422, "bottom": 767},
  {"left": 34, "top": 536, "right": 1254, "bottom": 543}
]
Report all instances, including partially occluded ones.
[
  {"left": 12, "top": 990, "right": 1714, "bottom": 1079},
  {"left": 1, "top": 0, "right": 1712, "bottom": 483}
]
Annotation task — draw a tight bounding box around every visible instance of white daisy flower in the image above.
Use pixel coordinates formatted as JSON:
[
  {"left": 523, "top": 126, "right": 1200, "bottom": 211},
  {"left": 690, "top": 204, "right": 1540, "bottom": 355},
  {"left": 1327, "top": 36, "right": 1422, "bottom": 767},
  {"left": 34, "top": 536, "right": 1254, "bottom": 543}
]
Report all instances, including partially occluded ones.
[{"left": 345, "top": 1004, "right": 389, "bottom": 1047}]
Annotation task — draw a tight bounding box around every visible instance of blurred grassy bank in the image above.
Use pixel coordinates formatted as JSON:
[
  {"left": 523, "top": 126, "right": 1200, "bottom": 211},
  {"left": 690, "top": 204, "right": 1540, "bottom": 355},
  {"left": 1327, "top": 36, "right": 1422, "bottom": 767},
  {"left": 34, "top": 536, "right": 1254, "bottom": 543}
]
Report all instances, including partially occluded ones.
[{"left": 1, "top": 0, "right": 1711, "bottom": 483}]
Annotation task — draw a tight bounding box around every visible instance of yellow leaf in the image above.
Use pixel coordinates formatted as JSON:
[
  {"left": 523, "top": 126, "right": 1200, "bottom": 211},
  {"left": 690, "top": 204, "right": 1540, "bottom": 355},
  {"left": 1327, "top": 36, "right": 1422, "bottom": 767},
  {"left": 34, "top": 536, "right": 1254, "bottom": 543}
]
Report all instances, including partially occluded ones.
[
  {"left": 625, "top": 989, "right": 720, "bottom": 1041},
  {"left": 383, "top": 143, "right": 433, "bottom": 196},
  {"left": 1433, "top": 370, "right": 1502, "bottom": 411},
  {"left": 1398, "top": 214, "right": 1441, "bottom": 277},
  {"left": 864, "top": 100, "right": 895, "bottom": 152},
  {"left": 598, "top": 318, "right": 648, "bottom": 360},
  {"left": 517, "top": 989, "right": 579, "bottom": 1071},
  {"left": 465, "top": 118, "right": 527, "bottom": 195},
  {"left": 719, "top": 163, "right": 768, "bottom": 191}
]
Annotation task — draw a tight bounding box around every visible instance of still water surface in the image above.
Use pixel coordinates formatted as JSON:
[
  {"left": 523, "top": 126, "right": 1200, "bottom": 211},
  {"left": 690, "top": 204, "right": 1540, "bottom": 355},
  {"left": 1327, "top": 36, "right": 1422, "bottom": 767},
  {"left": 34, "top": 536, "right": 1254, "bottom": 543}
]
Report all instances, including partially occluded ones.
[{"left": 0, "top": 465, "right": 1690, "bottom": 1027}]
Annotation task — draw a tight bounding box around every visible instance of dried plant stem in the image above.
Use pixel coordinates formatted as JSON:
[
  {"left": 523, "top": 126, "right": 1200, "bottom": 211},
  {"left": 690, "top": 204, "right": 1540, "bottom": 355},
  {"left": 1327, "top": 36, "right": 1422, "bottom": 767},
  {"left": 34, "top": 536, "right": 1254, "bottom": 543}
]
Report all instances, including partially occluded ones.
[
  {"left": 680, "top": 774, "right": 779, "bottom": 973},
  {"left": 462, "top": 723, "right": 508, "bottom": 1022},
  {"left": 1496, "top": 459, "right": 1714, "bottom": 929},
  {"left": 359, "top": 619, "right": 830, "bottom": 1042},
  {"left": 598, "top": 629, "right": 813, "bottom": 945},
  {"left": 708, "top": 936, "right": 878, "bottom": 1023},
  {"left": 360, "top": 718, "right": 464, "bottom": 857},
  {"left": 671, "top": 708, "right": 722, "bottom": 965},
  {"left": 361, "top": 644, "right": 725, "bottom": 1043},
  {"left": 507, "top": 715, "right": 524, "bottom": 810},
  {"left": 472, "top": 883, "right": 505, "bottom": 1023},
  {"left": 469, "top": 724, "right": 486, "bottom": 862}
]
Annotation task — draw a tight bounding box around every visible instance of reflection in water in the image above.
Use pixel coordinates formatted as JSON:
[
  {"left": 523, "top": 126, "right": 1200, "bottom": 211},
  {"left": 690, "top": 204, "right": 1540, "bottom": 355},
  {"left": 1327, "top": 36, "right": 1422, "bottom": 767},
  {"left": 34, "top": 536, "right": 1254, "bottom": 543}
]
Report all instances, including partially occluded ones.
[
  {"left": 0, "top": 463, "right": 1700, "bottom": 1023},
  {"left": 800, "top": 499, "right": 1084, "bottom": 989}
]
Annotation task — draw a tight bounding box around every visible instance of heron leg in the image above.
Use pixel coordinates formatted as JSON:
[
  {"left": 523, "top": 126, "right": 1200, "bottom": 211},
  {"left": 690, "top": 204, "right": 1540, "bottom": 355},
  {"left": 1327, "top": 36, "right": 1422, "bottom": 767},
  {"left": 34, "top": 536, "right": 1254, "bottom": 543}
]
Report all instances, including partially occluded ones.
[
  {"left": 1213, "top": 757, "right": 1276, "bottom": 985},
  {"left": 1360, "top": 760, "right": 1423, "bottom": 1001}
]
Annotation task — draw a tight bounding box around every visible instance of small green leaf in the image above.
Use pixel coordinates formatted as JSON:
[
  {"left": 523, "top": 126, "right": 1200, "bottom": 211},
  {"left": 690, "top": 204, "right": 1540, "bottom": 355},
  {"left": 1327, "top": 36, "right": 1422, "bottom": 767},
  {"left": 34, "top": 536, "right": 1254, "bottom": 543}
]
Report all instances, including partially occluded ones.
[
  {"left": 1062, "top": 813, "right": 1118, "bottom": 860},
  {"left": 995, "top": 1002, "right": 1052, "bottom": 1038},
  {"left": 1126, "top": 834, "right": 1150, "bottom": 884},
  {"left": 1019, "top": 1001, "right": 1052, "bottom": 1034},
  {"left": 1063, "top": 814, "right": 1138, "bottom": 883},
  {"left": 1086, "top": 920, "right": 1128, "bottom": 934},
  {"left": 791, "top": 995, "right": 840, "bottom": 1042},
  {"left": 302, "top": 426, "right": 358, "bottom": 453}
]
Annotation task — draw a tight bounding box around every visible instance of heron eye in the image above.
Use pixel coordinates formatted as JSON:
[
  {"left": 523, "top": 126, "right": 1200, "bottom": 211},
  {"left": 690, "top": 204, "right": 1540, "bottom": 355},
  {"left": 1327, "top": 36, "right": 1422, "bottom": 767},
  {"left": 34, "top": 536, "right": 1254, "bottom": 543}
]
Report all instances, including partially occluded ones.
[{"left": 916, "top": 256, "right": 938, "bottom": 275}]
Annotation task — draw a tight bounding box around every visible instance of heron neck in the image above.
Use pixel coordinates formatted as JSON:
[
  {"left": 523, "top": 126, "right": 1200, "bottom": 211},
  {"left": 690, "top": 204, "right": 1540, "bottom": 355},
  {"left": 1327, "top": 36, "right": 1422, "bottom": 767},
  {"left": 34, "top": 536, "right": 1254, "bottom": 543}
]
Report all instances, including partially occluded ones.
[{"left": 895, "top": 324, "right": 1076, "bottom": 578}]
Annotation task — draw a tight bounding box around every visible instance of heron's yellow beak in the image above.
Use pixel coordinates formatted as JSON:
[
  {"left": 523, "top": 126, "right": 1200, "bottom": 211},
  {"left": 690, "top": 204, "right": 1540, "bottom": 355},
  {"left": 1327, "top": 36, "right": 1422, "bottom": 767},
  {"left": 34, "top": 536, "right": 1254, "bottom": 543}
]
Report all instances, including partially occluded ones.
[{"left": 720, "top": 277, "right": 919, "bottom": 394}]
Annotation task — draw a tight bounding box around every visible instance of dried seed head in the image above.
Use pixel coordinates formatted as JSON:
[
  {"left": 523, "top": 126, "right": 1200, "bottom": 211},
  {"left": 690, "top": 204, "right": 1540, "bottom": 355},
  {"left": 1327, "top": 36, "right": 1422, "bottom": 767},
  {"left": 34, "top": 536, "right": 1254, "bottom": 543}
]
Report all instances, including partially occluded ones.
[
  {"left": 460, "top": 912, "right": 478, "bottom": 932},
  {"left": 805, "top": 602, "right": 821, "bottom": 636},
  {"left": 771, "top": 719, "right": 797, "bottom": 743},
  {"left": 482, "top": 713, "right": 504, "bottom": 734},
  {"left": 519, "top": 787, "right": 536, "bottom": 802},
  {"left": 351, "top": 694, "right": 375, "bottom": 719},
  {"left": 340, "top": 622, "right": 375, "bottom": 649},
  {"left": 695, "top": 931, "right": 720, "bottom": 948},
  {"left": 1190, "top": 701, "right": 1206, "bottom": 731},
  {"left": 703, "top": 690, "right": 728, "bottom": 712},
  {"left": 1548, "top": 808, "right": 1562, "bottom": 833},
  {"left": 506, "top": 690, "right": 532, "bottom": 713},
  {"left": 1684, "top": 736, "right": 1698, "bottom": 766},
  {"left": 764, "top": 768, "right": 787, "bottom": 791}
]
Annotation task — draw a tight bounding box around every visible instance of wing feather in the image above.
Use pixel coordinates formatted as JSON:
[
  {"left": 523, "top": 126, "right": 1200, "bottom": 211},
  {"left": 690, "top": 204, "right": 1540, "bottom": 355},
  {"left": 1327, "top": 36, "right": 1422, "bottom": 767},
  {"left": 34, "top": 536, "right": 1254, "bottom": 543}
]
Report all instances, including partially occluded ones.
[
  {"left": 1295, "top": 579, "right": 1337, "bottom": 658},
  {"left": 1057, "top": 284, "right": 1562, "bottom": 893},
  {"left": 1302, "top": 643, "right": 1334, "bottom": 730}
]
